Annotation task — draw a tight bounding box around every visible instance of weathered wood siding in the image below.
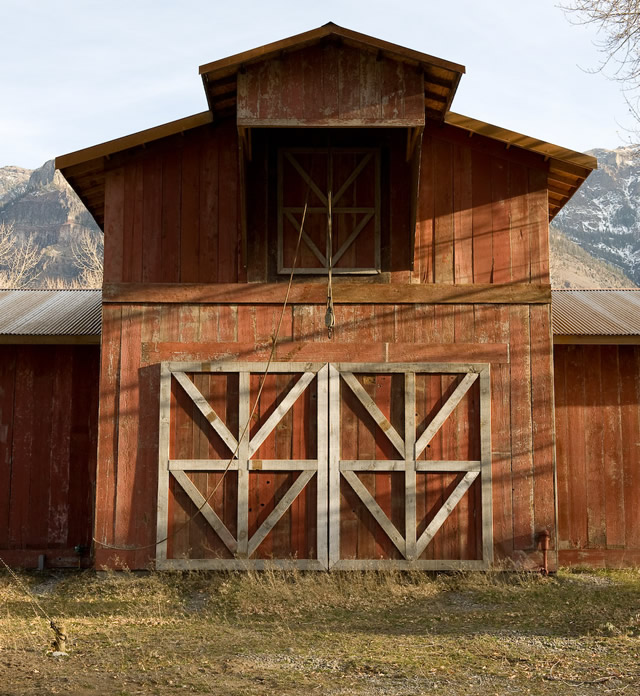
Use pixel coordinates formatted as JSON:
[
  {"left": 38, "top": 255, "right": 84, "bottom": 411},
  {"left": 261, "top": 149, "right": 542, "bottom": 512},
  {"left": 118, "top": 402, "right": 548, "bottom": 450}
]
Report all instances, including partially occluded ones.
[
  {"left": 555, "top": 344, "right": 640, "bottom": 567},
  {"left": 414, "top": 125, "right": 550, "bottom": 285},
  {"left": 103, "top": 120, "right": 241, "bottom": 285},
  {"left": 95, "top": 303, "right": 555, "bottom": 570},
  {"left": 0, "top": 345, "right": 99, "bottom": 567},
  {"left": 102, "top": 119, "right": 550, "bottom": 288},
  {"left": 237, "top": 43, "right": 425, "bottom": 127}
]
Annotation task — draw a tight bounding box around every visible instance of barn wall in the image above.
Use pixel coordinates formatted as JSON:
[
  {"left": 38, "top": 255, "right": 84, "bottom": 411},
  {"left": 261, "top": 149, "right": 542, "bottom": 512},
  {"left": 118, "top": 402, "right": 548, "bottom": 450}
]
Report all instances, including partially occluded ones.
[
  {"left": 554, "top": 343, "right": 640, "bottom": 567},
  {"left": 414, "top": 125, "right": 550, "bottom": 285},
  {"left": 94, "top": 302, "right": 555, "bottom": 570},
  {"left": 101, "top": 119, "right": 550, "bottom": 288},
  {"left": 103, "top": 120, "right": 241, "bottom": 285},
  {"left": 0, "top": 344, "right": 99, "bottom": 567}
]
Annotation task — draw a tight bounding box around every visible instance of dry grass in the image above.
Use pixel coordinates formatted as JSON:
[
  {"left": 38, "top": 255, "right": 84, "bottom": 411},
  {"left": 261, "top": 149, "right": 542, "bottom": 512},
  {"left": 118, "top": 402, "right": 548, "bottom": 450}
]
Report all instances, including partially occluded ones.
[{"left": 0, "top": 566, "right": 639, "bottom": 695}]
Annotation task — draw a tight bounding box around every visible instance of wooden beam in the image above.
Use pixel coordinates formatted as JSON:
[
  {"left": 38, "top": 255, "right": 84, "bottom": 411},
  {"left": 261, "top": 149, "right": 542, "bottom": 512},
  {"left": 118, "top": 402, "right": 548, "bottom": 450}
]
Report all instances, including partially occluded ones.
[
  {"left": 172, "top": 470, "right": 238, "bottom": 554},
  {"left": 553, "top": 335, "right": 640, "bottom": 345},
  {"left": 103, "top": 282, "right": 552, "bottom": 305},
  {"left": 0, "top": 335, "right": 100, "bottom": 345}
]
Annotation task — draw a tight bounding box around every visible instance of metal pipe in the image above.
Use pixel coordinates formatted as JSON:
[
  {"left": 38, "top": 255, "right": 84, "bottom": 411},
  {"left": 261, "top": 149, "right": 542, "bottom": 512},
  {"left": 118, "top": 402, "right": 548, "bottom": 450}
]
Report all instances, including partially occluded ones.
[{"left": 538, "top": 529, "right": 550, "bottom": 575}]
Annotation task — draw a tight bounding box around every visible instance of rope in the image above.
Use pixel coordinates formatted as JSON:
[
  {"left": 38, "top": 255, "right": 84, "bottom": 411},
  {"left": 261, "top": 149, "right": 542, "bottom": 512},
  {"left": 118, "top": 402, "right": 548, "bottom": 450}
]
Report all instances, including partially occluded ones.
[
  {"left": 325, "top": 180, "right": 335, "bottom": 339},
  {"left": 94, "top": 191, "right": 311, "bottom": 554}
]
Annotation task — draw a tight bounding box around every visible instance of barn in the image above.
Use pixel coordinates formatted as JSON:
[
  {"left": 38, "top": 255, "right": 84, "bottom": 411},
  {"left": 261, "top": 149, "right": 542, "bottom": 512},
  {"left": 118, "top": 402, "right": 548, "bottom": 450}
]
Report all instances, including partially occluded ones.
[
  {"left": 0, "top": 289, "right": 101, "bottom": 568},
  {"left": 553, "top": 289, "right": 640, "bottom": 568},
  {"left": 2, "top": 24, "right": 617, "bottom": 571}
]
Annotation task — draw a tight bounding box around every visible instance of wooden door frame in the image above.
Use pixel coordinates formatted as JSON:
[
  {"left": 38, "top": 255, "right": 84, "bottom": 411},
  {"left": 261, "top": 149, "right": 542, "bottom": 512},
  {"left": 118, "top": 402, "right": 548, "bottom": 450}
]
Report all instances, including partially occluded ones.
[
  {"left": 328, "top": 362, "right": 493, "bottom": 570},
  {"left": 156, "top": 361, "right": 493, "bottom": 570},
  {"left": 156, "top": 361, "right": 329, "bottom": 570}
]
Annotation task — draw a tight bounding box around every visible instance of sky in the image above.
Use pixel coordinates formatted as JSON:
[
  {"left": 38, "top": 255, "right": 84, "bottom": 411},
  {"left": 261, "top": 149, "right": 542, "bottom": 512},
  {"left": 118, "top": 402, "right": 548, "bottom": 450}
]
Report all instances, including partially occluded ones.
[{"left": 0, "top": 0, "right": 635, "bottom": 170}]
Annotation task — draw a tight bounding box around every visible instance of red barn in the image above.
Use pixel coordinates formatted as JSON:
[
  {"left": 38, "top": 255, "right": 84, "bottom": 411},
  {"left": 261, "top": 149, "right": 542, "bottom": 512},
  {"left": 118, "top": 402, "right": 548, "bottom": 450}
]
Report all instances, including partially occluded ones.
[
  {"left": 50, "top": 24, "right": 600, "bottom": 571},
  {"left": 553, "top": 289, "right": 640, "bottom": 568},
  {"left": 0, "top": 290, "right": 100, "bottom": 568}
]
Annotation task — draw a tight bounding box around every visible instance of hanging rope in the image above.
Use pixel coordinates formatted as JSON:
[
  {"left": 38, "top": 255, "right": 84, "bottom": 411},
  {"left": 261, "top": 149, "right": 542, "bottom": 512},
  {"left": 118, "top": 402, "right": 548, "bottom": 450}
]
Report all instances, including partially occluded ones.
[
  {"left": 94, "top": 188, "right": 312, "bottom": 554},
  {"left": 325, "top": 155, "right": 335, "bottom": 339}
]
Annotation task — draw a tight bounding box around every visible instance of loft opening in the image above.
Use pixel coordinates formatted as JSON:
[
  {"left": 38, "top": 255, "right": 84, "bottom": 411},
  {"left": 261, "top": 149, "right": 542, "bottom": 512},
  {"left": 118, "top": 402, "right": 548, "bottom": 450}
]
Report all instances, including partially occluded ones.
[{"left": 243, "top": 127, "right": 417, "bottom": 280}]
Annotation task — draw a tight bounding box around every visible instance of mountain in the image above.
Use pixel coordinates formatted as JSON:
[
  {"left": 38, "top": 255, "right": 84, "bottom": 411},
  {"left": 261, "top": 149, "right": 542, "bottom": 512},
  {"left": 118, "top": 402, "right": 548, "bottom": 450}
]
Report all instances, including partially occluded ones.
[
  {"left": 0, "top": 161, "right": 102, "bottom": 286},
  {"left": 553, "top": 145, "right": 640, "bottom": 287}
]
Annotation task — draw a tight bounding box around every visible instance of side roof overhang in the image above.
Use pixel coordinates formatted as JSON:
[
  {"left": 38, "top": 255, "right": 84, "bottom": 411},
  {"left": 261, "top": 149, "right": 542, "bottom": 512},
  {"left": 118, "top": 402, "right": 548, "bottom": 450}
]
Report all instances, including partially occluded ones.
[
  {"left": 0, "top": 289, "right": 102, "bottom": 344},
  {"left": 552, "top": 289, "right": 640, "bottom": 344}
]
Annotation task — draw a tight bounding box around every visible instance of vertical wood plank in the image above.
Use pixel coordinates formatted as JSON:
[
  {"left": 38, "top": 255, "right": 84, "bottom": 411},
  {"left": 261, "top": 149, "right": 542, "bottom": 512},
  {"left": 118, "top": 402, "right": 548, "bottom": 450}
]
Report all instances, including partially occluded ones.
[
  {"left": 414, "top": 134, "right": 434, "bottom": 282},
  {"left": 237, "top": 370, "right": 250, "bottom": 556},
  {"left": 434, "top": 138, "right": 454, "bottom": 284},
  {"left": 491, "top": 158, "right": 511, "bottom": 283},
  {"left": 453, "top": 142, "right": 473, "bottom": 284},
  {"left": 510, "top": 305, "right": 534, "bottom": 551},
  {"left": 328, "top": 365, "right": 341, "bottom": 567},
  {"left": 530, "top": 304, "right": 556, "bottom": 557},
  {"left": 405, "top": 372, "right": 416, "bottom": 559},
  {"left": 471, "top": 150, "right": 493, "bottom": 283},
  {"left": 601, "top": 346, "right": 625, "bottom": 548},
  {"left": 103, "top": 168, "right": 125, "bottom": 283}
]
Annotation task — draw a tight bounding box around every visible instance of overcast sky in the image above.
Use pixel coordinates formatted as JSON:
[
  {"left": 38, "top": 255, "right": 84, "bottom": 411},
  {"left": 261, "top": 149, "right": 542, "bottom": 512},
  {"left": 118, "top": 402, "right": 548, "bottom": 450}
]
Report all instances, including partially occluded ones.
[{"left": 0, "top": 0, "right": 634, "bottom": 170}]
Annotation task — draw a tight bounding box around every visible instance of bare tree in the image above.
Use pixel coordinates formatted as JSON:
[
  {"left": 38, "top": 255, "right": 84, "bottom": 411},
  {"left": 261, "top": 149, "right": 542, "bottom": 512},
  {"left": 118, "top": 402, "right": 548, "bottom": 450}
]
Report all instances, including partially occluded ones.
[
  {"left": 0, "top": 222, "right": 43, "bottom": 288},
  {"left": 71, "top": 229, "right": 103, "bottom": 288},
  {"left": 564, "top": 1, "right": 640, "bottom": 122}
]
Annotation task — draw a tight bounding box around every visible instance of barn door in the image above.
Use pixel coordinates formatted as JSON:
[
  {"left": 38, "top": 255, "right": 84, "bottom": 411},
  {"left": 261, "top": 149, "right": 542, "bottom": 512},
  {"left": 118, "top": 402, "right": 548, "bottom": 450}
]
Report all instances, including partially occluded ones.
[
  {"left": 157, "top": 362, "right": 328, "bottom": 570},
  {"left": 157, "top": 361, "right": 492, "bottom": 570},
  {"left": 328, "top": 363, "right": 493, "bottom": 570}
]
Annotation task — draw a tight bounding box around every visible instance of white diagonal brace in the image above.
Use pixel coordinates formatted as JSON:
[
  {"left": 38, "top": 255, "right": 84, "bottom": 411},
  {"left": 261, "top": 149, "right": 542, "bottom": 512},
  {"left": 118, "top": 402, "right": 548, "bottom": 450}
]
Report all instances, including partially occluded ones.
[
  {"left": 284, "top": 211, "right": 327, "bottom": 267},
  {"left": 342, "top": 470, "right": 406, "bottom": 557},
  {"left": 247, "top": 470, "right": 315, "bottom": 557},
  {"left": 173, "top": 372, "right": 238, "bottom": 455},
  {"left": 340, "top": 372, "right": 405, "bottom": 457},
  {"left": 172, "top": 470, "right": 238, "bottom": 554},
  {"left": 333, "top": 152, "right": 374, "bottom": 205},
  {"left": 415, "top": 471, "right": 478, "bottom": 558},
  {"left": 249, "top": 371, "right": 316, "bottom": 457},
  {"left": 284, "top": 152, "right": 328, "bottom": 206},
  {"left": 415, "top": 373, "right": 478, "bottom": 458},
  {"left": 331, "top": 212, "right": 374, "bottom": 267}
]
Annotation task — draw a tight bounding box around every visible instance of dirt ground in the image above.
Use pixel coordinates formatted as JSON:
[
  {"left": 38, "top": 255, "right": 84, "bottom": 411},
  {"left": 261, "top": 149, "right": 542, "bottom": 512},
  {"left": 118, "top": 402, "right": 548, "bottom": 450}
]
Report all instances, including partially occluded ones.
[{"left": 0, "top": 566, "right": 639, "bottom": 695}]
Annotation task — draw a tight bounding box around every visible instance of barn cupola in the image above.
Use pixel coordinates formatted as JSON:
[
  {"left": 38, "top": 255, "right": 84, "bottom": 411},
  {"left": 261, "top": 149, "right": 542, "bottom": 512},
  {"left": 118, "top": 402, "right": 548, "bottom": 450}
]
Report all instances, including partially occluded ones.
[{"left": 199, "top": 23, "right": 466, "bottom": 277}]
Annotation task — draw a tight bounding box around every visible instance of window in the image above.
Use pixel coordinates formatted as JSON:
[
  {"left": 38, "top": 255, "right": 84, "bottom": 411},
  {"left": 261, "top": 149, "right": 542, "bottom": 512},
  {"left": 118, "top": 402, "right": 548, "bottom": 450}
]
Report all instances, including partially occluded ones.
[{"left": 278, "top": 147, "right": 381, "bottom": 274}]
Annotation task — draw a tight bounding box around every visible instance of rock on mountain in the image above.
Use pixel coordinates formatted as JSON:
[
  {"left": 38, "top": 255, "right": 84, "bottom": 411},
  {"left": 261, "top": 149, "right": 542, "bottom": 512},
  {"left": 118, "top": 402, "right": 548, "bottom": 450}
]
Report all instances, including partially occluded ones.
[
  {"left": 0, "top": 160, "right": 102, "bottom": 285},
  {"left": 553, "top": 145, "right": 640, "bottom": 287}
]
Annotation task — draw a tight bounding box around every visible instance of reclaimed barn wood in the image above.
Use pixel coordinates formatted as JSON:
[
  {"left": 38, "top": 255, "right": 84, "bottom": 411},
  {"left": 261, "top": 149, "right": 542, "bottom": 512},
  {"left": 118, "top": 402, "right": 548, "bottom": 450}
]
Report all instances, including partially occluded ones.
[
  {"left": 0, "top": 345, "right": 99, "bottom": 568},
  {"left": 554, "top": 344, "right": 640, "bottom": 567}
]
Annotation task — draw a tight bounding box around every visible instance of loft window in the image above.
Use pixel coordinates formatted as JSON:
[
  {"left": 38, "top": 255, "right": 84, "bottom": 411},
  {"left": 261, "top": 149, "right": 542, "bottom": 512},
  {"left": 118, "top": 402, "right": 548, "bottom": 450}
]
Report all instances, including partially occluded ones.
[{"left": 277, "top": 147, "right": 381, "bottom": 274}]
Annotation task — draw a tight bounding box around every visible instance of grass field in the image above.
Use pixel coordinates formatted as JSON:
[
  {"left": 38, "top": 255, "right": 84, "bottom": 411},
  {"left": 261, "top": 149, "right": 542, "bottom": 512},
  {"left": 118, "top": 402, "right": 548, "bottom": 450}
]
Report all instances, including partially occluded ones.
[{"left": 0, "top": 566, "right": 639, "bottom": 695}]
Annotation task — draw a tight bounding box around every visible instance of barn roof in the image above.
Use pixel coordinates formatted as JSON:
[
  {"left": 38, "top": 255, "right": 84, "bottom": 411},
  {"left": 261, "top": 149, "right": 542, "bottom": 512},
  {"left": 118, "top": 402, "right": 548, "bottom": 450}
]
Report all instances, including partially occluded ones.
[
  {"left": 552, "top": 289, "right": 640, "bottom": 340},
  {"left": 55, "top": 24, "right": 597, "bottom": 230},
  {"left": 0, "top": 289, "right": 101, "bottom": 343}
]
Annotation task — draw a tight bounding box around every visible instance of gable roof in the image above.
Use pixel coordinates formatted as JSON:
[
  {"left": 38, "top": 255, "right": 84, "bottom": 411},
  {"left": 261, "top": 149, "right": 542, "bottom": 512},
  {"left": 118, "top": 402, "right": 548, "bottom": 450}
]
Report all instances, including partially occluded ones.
[{"left": 199, "top": 22, "right": 465, "bottom": 121}]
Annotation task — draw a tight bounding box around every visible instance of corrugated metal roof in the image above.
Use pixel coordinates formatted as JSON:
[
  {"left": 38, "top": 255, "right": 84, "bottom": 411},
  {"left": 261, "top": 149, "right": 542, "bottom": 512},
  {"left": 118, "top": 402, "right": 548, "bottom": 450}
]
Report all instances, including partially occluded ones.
[
  {"left": 0, "top": 289, "right": 102, "bottom": 335},
  {"left": 552, "top": 289, "right": 640, "bottom": 336}
]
